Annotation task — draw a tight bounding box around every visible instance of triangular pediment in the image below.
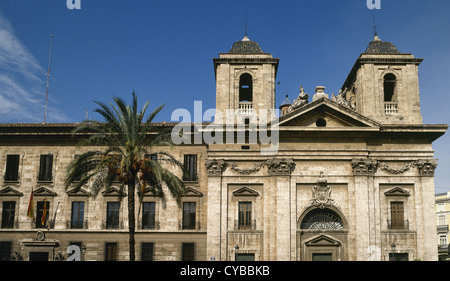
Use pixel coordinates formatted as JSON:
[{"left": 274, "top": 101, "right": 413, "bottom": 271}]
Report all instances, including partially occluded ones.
[
  {"left": 233, "top": 187, "right": 259, "bottom": 197},
  {"left": 305, "top": 234, "right": 342, "bottom": 247},
  {"left": 141, "top": 187, "right": 161, "bottom": 197},
  {"left": 102, "top": 186, "right": 126, "bottom": 197},
  {"left": 33, "top": 186, "right": 57, "bottom": 197},
  {"left": 0, "top": 187, "right": 23, "bottom": 197},
  {"left": 182, "top": 187, "right": 203, "bottom": 197},
  {"left": 384, "top": 186, "right": 411, "bottom": 197},
  {"left": 66, "top": 188, "right": 90, "bottom": 197},
  {"left": 276, "top": 98, "right": 380, "bottom": 128}
]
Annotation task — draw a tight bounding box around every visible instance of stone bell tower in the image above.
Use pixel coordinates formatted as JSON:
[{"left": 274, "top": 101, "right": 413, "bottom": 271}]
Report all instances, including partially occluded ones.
[
  {"left": 213, "top": 35, "right": 279, "bottom": 123},
  {"left": 341, "top": 34, "right": 424, "bottom": 125}
]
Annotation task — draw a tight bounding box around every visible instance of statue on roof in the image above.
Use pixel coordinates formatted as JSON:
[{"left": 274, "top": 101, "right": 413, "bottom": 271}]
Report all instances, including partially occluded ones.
[
  {"left": 331, "top": 87, "right": 355, "bottom": 111},
  {"left": 288, "top": 86, "right": 309, "bottom": 113}
]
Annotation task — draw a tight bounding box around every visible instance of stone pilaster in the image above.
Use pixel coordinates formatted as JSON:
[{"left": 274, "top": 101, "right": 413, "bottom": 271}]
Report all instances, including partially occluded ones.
[
  {"left": 266, "top": 158, "right": 295, "bottom": 260},
  {"left": 416, "top": 159, "right": 438, "bottom": 177},
  {"left": 417, "top": 159, "right": 439, "bottom": 260},
  {"left": 351, "top": 158, "right": 379, "bottom": 260},
  {"left": 205, "top": 159, "right": 226, "bottom": 260}
]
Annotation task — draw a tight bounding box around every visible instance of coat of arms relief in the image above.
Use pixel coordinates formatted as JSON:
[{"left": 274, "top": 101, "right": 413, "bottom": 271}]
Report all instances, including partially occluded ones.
[{"left": 308, "top": 172, "right": 340, "bottom": 209}]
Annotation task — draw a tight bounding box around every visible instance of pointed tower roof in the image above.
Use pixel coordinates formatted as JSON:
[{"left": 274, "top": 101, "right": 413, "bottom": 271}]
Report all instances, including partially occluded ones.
[{"left": 279, "top": 95, "right": 292, "bottom": 108}]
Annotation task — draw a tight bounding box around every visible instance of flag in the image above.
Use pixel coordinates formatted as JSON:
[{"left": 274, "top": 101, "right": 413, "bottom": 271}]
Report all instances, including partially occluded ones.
[
  {"left": 27, "top": 187, "right": 34, "bottom": 220},
  {"left": 41, "top": 199, "right": 47, "bottom": 227}
]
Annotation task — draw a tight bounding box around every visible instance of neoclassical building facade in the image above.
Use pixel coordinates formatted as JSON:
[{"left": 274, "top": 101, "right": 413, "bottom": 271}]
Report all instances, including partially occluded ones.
[{"left": 0, "top": 34, "right": 447, "bottom": 261}]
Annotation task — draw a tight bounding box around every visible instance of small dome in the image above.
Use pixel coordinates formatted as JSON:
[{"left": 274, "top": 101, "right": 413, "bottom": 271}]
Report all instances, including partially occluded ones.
[
  {"left": 228, "top": 36, "right": 264, "bottom": 54},
  {"left": 364, "top": 35, "right": 401, "bottom": 55}
]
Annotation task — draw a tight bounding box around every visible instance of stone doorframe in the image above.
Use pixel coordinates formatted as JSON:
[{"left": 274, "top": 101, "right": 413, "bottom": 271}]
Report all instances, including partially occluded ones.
[
  {"left": 21, "top": 230, "right": 61, "bottom": 261},
  {"left": 300, "top": 234, "right": 344, "bottom": 261},
  {"left": 297, "top": 206, "right": 348, "bottom": 261}
]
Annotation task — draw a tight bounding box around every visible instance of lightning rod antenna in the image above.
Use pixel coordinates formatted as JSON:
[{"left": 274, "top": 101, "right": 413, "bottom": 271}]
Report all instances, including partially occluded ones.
[
  {"left": 372, "top": 9, "right": 378, "bottom": 38},
  {"left": 44, "top": 34, "right": 53, "bottom": 124},
  {"left": 245, "top": 9, "right": 248, "bottom": 37}
]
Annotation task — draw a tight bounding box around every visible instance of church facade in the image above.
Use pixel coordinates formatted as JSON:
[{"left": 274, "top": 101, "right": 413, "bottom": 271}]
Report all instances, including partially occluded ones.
[{"left": 0, "top": 34, "right": 447, "bottom": 261}]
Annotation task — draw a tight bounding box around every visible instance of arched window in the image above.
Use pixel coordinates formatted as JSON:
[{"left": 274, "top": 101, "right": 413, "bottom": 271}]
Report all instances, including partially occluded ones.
[
  {"left": 239, "top": 73, "right": 253, "bottom": 102},
  {"left": 383, "top": 73, "right": 397, "bottom": 102},
  {"left": 300, "top": 208, "right": 344, "bottom": 230}
]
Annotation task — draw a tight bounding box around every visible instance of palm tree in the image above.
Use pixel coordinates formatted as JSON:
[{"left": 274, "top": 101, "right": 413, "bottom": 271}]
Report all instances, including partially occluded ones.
[{"left": 64, "top": 92, "right": 185, "bottom": 261}]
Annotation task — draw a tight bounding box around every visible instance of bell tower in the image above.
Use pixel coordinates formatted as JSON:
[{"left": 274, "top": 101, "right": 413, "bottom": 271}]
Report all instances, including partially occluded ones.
[
  {"left": 213, "top": 35, "right": 279, "bottom": 123},
  {"left": 341, "top": 34, "right": 424, "bottom": 124}
]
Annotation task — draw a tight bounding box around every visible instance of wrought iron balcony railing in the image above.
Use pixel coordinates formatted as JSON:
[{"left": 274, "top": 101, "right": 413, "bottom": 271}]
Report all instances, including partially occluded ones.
[{"left": 437, "top": 224, "right": 449, "bottom": 233}]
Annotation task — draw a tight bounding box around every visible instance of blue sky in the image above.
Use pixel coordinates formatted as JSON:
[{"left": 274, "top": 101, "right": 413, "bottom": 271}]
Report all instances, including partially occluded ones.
[{"left": 0, "top": 0, "right": 449, "bottom": 192}]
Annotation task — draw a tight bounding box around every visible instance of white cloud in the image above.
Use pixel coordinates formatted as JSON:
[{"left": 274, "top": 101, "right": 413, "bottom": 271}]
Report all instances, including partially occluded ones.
[{"left": 0, "top": 12, "right": 67, "bottom": 123}]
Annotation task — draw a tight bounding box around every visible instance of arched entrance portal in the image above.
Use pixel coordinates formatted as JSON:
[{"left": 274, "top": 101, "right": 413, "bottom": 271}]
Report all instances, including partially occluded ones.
[{"left": 297, "top": 207, "right": 348, "bottom": 261}]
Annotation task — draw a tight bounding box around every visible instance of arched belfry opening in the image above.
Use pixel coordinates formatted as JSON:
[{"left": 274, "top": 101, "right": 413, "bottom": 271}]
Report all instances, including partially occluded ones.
[
  {"left": 383, "top": 73, "right": 397, "bottom": 102},
  {"left": 239, "top": 73, "right": 253, "bottom": 102}
]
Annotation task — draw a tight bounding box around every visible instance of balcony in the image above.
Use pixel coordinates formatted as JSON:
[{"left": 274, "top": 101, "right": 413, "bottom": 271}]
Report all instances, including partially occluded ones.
[
  {"left": 138, "top": 219, "right": 160, "bottom": 230},
  {"left": 179, "top": 220, "right": 201, "bottom": 230},
  {"left": 66, "top": 220, "right": 89, "bottom": 229},
  {"left": 385, "top": 102, "right": 398, "bottom": 114},
  {"left": 437, "top": 224, "right": 449, "bottom": 233},
  {"left": 239, "top": 102, "right": 253, "bottom": 115},
  {"left": 387, "top": 219, "right": 409, "bottom": 230},
  {"left": 234, "top": 219, "right": 257, "bottom": 230},
  {"left": 438, "top": 244, "right": 449, "bottom": 254}
]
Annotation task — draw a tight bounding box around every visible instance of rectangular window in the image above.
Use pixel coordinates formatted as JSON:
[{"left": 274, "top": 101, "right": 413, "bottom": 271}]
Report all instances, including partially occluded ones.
[
  {"left": 439, "top": 215, "right": 446, "bottom": 226},
  {"left": 1, "top": 201, "right": 16, "bottom": 229},
  {"left": 106, "top": 202, "right": 120, "bottom": 229},
  {"left": 141, "top": 243, "right": 154, "bottom": 261},
  {"left": 440, "top": 236, "right": 448, "bottom": 247},
  {"left": 0, "top": 242, "right": 12, "bottom": 261},
  {"left": 71, "top": 201, "right": 85, "bottom": 229},
  {"left": 390, "top": 202, "right": 404, "bottom": 229},
  {"left": 183, "top": 155, "right": 197, "bottom": 181},
  {"left": 238, "top": 202, "right": 252, "bottom": 229},
  {"left": 182, "top": 202, "right": 196, "bottom": 230},
  {"left": 4, "top": 155, "right": 20, "bottom": 182},
  {"left": 105, "top": 243, "right": 118, "bottom": 261},
  {"left": 182, "top": 243, "right": 195, "bottom": 261},
  {"left": 38, "top": 154, "right": 53, "bottom": 182},
  {"left": 142, "top": 202, "right": 156, "bottom": 229},
  {"left": 72, "top": 155, "right": 83, "bottom": 182},
  {"left": 36, "top": 201, "right": 50, "bottom": 229}
]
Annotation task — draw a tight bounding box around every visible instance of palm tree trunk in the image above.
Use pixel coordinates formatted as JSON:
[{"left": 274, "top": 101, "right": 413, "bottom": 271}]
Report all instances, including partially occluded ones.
[{"left": 127, "top": 176, "right": 136, "bottom": 261}]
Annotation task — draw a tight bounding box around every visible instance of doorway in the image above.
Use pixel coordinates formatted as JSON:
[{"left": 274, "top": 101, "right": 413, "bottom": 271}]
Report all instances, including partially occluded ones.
[
  {"left": 29, "top": 252, "right": 49, "bottom": 261},
  {"left": 236, "top": 253, "right": 255, "bottom": 261},
  {"left": 312, "top": 253, "right": 332, "bottom": 261}
]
